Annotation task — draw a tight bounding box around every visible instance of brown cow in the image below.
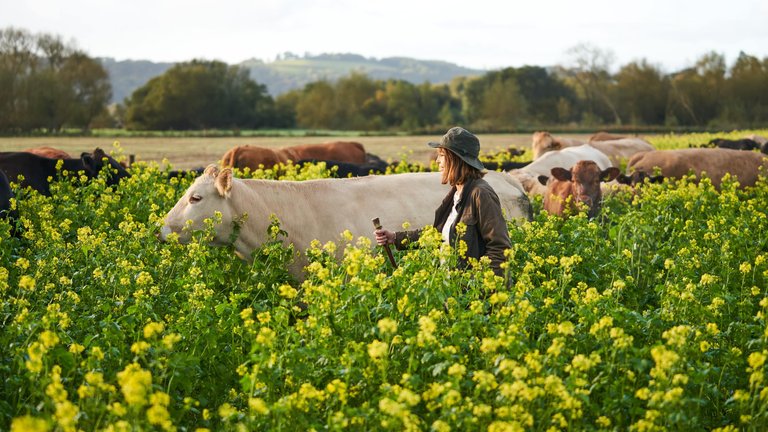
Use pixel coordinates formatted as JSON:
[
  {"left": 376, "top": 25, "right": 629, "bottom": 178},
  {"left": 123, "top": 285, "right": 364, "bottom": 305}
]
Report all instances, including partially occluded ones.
[
  {"left": 221, "top": 141, "right": 366, "bottom": 170},
  {"left": 588, "top": 131, "right": 629, "bottom": 142},
  {"left": 537, "top": 160, "right": 620, "bottom": 218},
  {"left": 24, "top": 146, "right": 72, "bottom": 159},
  {"left": 627, "top": 148, "right": 768, "bottom": 189}
]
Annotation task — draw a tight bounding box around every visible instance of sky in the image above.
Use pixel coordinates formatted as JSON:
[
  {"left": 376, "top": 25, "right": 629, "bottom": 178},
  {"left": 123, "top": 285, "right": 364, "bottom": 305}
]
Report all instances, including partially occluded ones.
[{"left": 2, "top": 0, "right": 767, "bottom": 73}]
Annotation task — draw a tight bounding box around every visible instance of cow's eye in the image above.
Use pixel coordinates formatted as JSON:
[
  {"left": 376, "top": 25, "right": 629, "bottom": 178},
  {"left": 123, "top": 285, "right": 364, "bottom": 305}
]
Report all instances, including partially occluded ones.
[{"left": 189, "top": 194, "right": 202, "bottom": 203}]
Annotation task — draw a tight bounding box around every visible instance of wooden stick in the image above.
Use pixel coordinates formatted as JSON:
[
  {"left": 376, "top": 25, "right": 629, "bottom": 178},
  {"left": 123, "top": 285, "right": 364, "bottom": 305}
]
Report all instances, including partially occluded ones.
[{"left": 372, "top": 217, "right": 397, "bottom": 268}]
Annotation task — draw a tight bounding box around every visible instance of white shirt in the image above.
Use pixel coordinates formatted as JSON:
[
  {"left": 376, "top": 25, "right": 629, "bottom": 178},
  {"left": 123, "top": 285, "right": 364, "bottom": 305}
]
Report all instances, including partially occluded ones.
[{"left": 441, "top": 191, "right": 461, "bottom": 244}]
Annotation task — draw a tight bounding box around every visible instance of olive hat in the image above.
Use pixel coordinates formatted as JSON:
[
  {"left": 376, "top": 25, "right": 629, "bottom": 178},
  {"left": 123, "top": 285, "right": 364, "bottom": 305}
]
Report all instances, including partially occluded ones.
[{"left": 428, "top": 126, "right": 485, "bottom": 171}]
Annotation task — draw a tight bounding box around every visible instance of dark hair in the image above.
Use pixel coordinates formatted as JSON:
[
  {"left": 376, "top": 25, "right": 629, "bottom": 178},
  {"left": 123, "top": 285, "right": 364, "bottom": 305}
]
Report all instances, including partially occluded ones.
[{"left": 440, "top": 149, "right": 484, "bottom": 186}]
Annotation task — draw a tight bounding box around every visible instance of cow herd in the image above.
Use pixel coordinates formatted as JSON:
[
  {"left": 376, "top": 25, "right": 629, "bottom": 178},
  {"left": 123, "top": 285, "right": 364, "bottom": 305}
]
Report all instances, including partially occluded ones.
[{"left": 2, "top": 132, "right": 768, "bottom": 279}]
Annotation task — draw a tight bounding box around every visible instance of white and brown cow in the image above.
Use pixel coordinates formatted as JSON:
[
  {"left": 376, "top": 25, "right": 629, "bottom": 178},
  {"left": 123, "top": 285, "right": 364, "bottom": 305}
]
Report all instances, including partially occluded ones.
[
  {"left": 537, "top": 160, "right": 620, "bottom": 218},
  {"left": 159, "top": 166, "right": 532, "bottom": 278},
  {"left": 508, "top": 144, "right": 613, "bottom": 196},
  {"left": 627, "top": 148, "right": 768, "bottom": 189}
]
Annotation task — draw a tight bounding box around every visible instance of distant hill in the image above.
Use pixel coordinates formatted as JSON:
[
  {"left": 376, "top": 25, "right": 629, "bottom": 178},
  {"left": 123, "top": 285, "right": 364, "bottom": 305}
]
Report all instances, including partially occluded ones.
[{"left": 99, "top": 53, "right": 487, "bottom": 104}]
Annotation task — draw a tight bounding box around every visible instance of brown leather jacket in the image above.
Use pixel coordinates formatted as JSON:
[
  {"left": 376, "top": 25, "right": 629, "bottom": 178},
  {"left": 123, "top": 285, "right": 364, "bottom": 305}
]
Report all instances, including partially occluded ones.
[{"left": 393, "top": 177, "right": 512, "bottom": 276}]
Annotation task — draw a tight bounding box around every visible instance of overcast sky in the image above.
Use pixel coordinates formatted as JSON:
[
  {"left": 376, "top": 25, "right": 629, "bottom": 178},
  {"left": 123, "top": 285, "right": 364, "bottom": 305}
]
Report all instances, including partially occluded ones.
[{"left": 2, "top": 0, "right": 767, "bottom": 72}]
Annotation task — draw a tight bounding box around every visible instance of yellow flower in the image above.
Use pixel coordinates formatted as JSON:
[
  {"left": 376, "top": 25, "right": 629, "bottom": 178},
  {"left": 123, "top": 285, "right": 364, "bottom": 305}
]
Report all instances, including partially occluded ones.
[
  {"left": 748, "top": 351, "right": 767, "bottom": 370},
  {"left": 39, "top": 330, "right": 59, "bottom": 348},
  {"left": 249, "top": 397, "right": 270, "bottom": 414},
  {"left": 432, "top": 419, "right": 451, "bottom": 432},
  {"left": 131, "top": 341, "right": 150, "bottom": 354},
  {"left": 377, "top": 318, "right": 398, "bottom": 336},
  {"left": 218, "top": 403, "right": 237, "bottom": 420},
  {"left": 116, "top": 363, "right": 153, "bottom": 406},
  {"left": 143, "top": 321, "right": 165, "bottom": 339},
  {"left": 25, "top": 342, "right": 45, "bottom": 373},
  {"left": 256, "top": 327, "right": 276, "bottom": 346},
  {"left": 162, "top": 333, "right": 181, "bottom": 350},
  {"left": 447, "top": 363, "right": 466, "bottom": 378},
  {"left": 278, "top": 284, "right": 298, "bottom": 299},
  {"left": 367, "top": 340, "right": 389, "bottom": 360},
  {"left": 146, "top": 404, "right": 172, "bottom": 429},
  {"left": 68, "top": 343, "right": 85, "bottom": 355},
  {"left": 11, "top": 415, "right": 51, "bottom": 432},
  {"left": 19, "top": 275, "right": 35, "bottom": 291},
  {"left": 635, "top": 387, "right": 650, "bottom": 400}
]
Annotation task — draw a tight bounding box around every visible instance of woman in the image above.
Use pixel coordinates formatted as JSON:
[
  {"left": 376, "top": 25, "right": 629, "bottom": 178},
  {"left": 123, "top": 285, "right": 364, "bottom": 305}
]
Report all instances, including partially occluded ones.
[{"left": 374, "top": 127, "right": 512, "bottom": 277}]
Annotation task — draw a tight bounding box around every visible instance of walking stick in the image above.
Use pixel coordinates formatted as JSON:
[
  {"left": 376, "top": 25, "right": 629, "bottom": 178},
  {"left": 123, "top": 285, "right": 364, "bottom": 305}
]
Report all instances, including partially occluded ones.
[{"left": 372, "top": 217, "right": 397, "bottom": 268}]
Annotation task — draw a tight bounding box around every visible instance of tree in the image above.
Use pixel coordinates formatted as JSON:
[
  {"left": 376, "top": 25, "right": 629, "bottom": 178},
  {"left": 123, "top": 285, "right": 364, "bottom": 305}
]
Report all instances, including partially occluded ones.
[
  {"left": 124, "top": 60, "right": 276, "bottom": 130},
  {"left": 560, "top": 43, "right": 621, "bottom": 125},
  {"left": 0, "top": 27, "right": 111, "bottom": 132},
  {"left": 667, "top": 52, "right": 725, "bottom": 126},
  {"left": 294, "top": 80, "right": 337, "bottom": 129},
  {"left": 615, "top": 60, "right": 668, "bottom": 125},
  {"left": 722, "top": 52, "right": 768, "bottom": 125}
]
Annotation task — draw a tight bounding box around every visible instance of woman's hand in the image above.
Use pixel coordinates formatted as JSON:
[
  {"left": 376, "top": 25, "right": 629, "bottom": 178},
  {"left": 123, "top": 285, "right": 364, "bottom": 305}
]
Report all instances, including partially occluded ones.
[{"left": 374, "top": 229, "right": 395, "bottom": 245}]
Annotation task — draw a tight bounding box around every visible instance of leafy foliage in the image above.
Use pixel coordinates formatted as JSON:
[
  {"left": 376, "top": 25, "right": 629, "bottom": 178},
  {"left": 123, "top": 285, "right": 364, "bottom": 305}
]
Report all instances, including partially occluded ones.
[
  {"left": 124, "top": 60, "right": 289, "bottom": 130},
  {"left": 3, "top": 135, "right": 768, "bottom": 431}
]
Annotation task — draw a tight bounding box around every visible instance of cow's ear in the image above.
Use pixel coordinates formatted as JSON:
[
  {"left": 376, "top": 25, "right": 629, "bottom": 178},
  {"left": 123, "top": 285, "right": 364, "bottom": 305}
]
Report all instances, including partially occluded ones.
[
  {"left": 81, "top": 153, "right": 96, "bottom": 172},
  {"left": 203, "top": 164, "right": 219, "bottom": 178},
  {"left": 537, "top": 175, "right": 549, "bottom": 185},
  {"left": 601, "top": 167, "right": 620, "bottom": 182},
  {"left": 551, "top": 167, "right": 571, "bottom": 181},
  {"left": 551, "top": 141, "right": 562, "bottom": 150},
  {"left": 216, "top": 168, "right": 233, "bottom": 197},
  {"left": 616, "top": 174, "right": 630, "bottom": 185}
]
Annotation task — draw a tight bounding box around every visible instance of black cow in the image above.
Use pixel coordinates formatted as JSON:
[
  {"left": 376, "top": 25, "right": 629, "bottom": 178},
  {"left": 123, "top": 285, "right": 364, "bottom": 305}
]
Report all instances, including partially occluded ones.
[
  {"left": 166, "top": 167, "right": 206, "bottom": 180},
  {"left": 707, "top": 138, "right": 762, "bottom": 151},
  {"left": 0, "top": 170, "right": 19, "bottom": 236},
  {"left": 0, "top": 148, "right": 131, "bottom": 196},
  {"left": 616, "top": 171, "right": 665, "bottom": 186},
  {"left": 295, "top": 159, "right": 390, "bottom": 177},
  {"left": 482, "top": 160, "right": 532, "bottom": 171}
]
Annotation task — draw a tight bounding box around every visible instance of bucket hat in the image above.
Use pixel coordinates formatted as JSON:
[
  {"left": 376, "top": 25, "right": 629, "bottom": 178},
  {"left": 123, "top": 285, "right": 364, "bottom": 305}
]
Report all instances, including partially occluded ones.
[{"left": 428, "top": 127, "right": 485, "bottom": 171}]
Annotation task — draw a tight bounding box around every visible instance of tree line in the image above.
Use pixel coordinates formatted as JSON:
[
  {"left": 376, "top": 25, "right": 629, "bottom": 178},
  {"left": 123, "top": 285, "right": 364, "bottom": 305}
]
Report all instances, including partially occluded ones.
[{"left": 2, "top": 27, "right": 768, "bottom": 133}]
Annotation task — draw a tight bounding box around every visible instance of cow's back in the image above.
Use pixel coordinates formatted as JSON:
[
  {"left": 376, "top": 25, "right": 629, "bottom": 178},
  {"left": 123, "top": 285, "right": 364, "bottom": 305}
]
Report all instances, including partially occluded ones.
[
  {"left": 588, "top": 138, "right": 655, "bottom": 167},
  {"left": 628, "top": 148, "right": 768, "bottom": 188},
  {"left": 232, "top": 171, "right": 530, "bottom": 274},
  {"left": 0, "top": 152, "right": 56, "bottom": 195},
  {"left": 25, "top": 146, "right": 72, "bottom": 159},
  {"left": 284, "top": 141, "right": 367, "bottom": 164},
  {"left": 230, "top": 146, "right": 285, "bottom": 170},
  {"left": 516, "top": 145, "right": 613, "bottom": 177}
]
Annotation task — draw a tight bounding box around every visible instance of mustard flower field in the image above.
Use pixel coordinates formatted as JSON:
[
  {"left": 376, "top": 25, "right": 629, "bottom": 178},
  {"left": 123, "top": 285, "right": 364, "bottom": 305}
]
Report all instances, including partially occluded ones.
[{"left": 3, "top": 134, "right": 768, "bottom": 431}]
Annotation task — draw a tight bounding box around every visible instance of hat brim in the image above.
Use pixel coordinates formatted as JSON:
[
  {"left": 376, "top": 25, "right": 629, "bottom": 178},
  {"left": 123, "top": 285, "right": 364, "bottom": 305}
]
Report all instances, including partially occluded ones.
[{"left": 427, "top": 142, "right": 486, "bottom": 171}]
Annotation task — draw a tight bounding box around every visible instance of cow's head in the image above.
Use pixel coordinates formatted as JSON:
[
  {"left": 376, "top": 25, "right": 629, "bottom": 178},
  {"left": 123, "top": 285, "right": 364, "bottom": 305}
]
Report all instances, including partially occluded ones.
[
  {"left": 531, "top": 131, "right": 560, "bottom": 159},
  {"left": 616, "top": 171, "right": 665, "bottom": 186},
  {"left": 159, "top": 165, "right": 236, "bottom": 244},
  {"left": 81, "top": 148, "right": 131, "bottom": 185},
  {"left": 542, "top": 160, "right": 619, "bottom": 218}
]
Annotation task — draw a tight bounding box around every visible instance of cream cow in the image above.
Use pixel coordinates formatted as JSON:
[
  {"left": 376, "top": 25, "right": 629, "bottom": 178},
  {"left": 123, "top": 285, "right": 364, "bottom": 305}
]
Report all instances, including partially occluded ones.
[{"left": 159, "top": 166, "right": 532, "bottom": 278}]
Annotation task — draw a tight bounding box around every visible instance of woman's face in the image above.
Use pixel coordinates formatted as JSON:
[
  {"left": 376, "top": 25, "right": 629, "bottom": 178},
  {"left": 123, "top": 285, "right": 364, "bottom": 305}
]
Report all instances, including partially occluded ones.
[{"left": 436, "top": 149, "right": 447, "bottom": 172}]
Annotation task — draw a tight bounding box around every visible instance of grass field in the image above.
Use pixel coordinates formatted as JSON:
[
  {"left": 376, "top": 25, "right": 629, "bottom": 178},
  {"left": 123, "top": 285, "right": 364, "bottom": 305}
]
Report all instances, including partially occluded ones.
[
  {"left": 2, "top": 130, "right": 766, "bottom": 170},
  {"left": 0, "top": 133, "right": 564, "bottom": 169}
]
